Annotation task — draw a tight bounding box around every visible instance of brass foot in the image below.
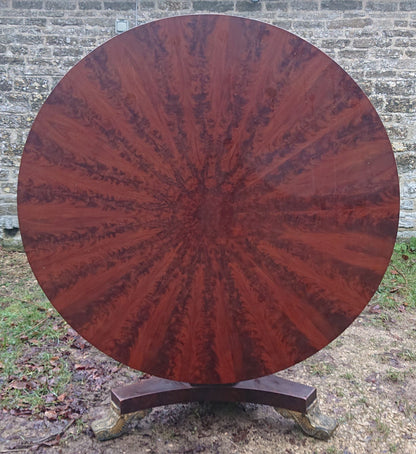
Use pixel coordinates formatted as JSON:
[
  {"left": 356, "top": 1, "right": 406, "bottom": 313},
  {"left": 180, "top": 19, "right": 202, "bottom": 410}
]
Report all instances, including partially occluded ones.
[
  {"left": 91, "top": 402, "right": 151, "bottom": 441},
  {"left": 275, "top": 400, "right": 338, "bottom": 440}
]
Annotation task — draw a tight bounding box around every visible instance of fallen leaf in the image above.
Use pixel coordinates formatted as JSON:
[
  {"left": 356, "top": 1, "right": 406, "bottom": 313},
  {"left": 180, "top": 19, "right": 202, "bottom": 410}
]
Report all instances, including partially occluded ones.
[
  {"left": 369, "top": 304, "right": 381, "bottom": 314},
  {"left": 71, "top": 337, "right": 89, "bottom": 350},
  {"left": 9, "top": 380, "right": 28, "bottom": 390},
  {"left": 44, "top": 410, "right": 57, "bottom": 420},
  {"left": 45, "top": 394, "right": 56, "bottom": 403}
]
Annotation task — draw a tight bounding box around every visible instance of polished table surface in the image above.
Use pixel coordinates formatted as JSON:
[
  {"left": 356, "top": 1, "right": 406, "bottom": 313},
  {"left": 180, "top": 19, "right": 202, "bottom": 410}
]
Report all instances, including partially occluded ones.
[{"left": 18, "top": 15, "right": 399, "bottom": 384}]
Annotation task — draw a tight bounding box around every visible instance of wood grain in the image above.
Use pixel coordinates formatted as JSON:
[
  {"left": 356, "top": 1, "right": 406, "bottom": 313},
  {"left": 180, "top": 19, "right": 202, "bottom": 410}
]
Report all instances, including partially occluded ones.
[
  {"left": 111, "top": 375, "right": 316, "bottom": 414},
  {"left": 17, "top": 15, "right": 399, "bottom": 384}
]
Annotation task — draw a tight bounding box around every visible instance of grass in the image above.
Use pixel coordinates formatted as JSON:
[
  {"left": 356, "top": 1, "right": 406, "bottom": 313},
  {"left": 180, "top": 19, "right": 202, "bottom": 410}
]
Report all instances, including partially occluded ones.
[
  {"left": 0, "top": 251, "right": 71, "bottom": 415},
  {"left": 374, "top": 417, "right": 390, "bottom": 437},
  {"left": 341, "top": 372, "right": 354, "bottom": 380},
  {"left": 0, "top": 298, "right": 70, "bottom": 413},
  {"left": 397, "top": 348, "right": 416, "bottom": 361},
  {"left": 376, "top": 239, "right": 416, "bottom": 309},
  {"left": 385, "top": 369, "right": 406, "bottom": 383},
  {"left": 308, "top": 362, "right": 336, "bottom": 377}
]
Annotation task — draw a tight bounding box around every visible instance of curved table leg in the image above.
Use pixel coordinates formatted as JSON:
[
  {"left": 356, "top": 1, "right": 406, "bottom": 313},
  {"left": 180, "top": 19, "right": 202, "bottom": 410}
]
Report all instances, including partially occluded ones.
[
  {"left": 91, "top": 402, "right": 151, "bottom": 441},
  {"left": 92, "top": 375, "right": 337, "bottom": 441},
  {"left": 275, "top": 400, "right": 338, "bottom": 440}
]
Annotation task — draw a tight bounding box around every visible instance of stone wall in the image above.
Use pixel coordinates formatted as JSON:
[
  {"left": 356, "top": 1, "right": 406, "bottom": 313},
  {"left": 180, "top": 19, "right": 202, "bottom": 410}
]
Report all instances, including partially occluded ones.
[{"left": 1, "top": 0, "right": 415, "bottom": 249}]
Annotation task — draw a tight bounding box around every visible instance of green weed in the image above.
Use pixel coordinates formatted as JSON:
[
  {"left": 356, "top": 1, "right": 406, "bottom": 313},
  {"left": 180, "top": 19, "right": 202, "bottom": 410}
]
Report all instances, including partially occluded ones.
[
  {"left": 385, "top": 369, "right": 406, "bottom": 383},
  {"left": 0, "top": 281, "right": 70, "bottom": 414},
  {"left": 308, "top": 363, "right": 335, "bottom": 376},
  {"left": 376, "top": 240, "right": 416, "bottom": 309}
]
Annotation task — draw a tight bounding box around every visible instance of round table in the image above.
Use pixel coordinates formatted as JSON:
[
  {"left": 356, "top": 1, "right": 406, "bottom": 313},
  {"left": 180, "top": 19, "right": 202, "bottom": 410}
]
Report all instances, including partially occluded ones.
[{"left": 18, "top": 15, "right": 399, "bottom": 385}]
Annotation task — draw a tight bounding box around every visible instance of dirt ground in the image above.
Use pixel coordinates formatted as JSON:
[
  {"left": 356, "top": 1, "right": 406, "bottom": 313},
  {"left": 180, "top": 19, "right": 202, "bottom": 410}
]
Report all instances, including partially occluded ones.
[{"left": 1, "top": 251, "right": 415, "bottom": 454}]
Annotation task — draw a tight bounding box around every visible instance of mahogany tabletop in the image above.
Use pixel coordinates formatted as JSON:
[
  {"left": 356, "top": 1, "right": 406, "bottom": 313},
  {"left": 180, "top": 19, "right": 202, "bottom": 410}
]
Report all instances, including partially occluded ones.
[{"left": 17, "top": 15, "right": 399, "bottom": 384}]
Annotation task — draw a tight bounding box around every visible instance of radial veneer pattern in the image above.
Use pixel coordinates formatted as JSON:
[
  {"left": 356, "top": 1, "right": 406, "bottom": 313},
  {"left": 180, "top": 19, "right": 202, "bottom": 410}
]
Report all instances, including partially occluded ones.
[{"left": 18, "top": 15, "right": 399, "bottom": 384}]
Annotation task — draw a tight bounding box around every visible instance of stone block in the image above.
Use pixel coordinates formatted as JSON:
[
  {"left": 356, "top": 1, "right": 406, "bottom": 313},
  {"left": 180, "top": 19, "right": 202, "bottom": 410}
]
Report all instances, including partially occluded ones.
[
  {"left": 399, "top": 211, "right": 416, "bottom": 229},
  {"left": 192, "top": 1, "right": 234, "bottom": 11},
  {"left": 272, "top": 19, "right": 292, "bottom": 29},
  {"left": 53, "top": 47, "right": 85, "bottom": 57},
  {"left": 403, "top": 180, "right": 416, "bottom": 195},
  {"left": 386, "top": 125, "right": 410, "bottom": 140},
  {"left": 41, "top": 9, "right": 65, "bottom": 16},
  {"left": 365, "top": 1, "right": 398, "bottom": 11},
  {"left": 352, "top": 37, "right": 377, "bottom": 48},
  {"left": 0, "top": 230, "right": 23, "bottom": 252},
  {"left": 396, "top": 153, "right": 416, "bottom": 172},
  {"left": 8, "top": 34, "right": 43, "bottom": 45},
  {"left": 158, "top": 0, "right": 191, "bottom": 10},
  {"left": 338, "top": 49, "right": 368, "bottom": 58},
  {"left": 321, "top": 39, "right": 351, "bottom": 48},
  {"left": 0, "top": 215, "right": 22, "bottom": 251},
  {"left": 0, "top": 77, "right": 12, "bottom": 92},
  {"left": 24, "top": 18, "right": 47, "bottom": 26},
  {"left": 265, "top": 1, "right": 289, "bottom": 10},
  {"left": 236, "top": 1, "right": 262, "bottom": 11},
  {"left": 12, "top": 0, "right": 43, "bottom": 8},
  {"left": 394, "top": 38, "right": 416, "bottom": 47},
  {"left": 103, "top": 1, "right": 136, "bottom": 10},
  {"left": 384, "top": 29, "right": 415, "bottom": 37},
  {"left": 45, "top": 0, "right": 77, "bottom": 9},
  {"left": 401, "top": 199, "right": 414, "bottom": 210},
  {"left": 374, "top": 48, "right": 403, "bottom": 59},
  {"left": 79, "top": 1, "right": 103, "bottom": 9},
  {"left": 0, "top": 211, "right": 18, "bottom": 224},
  {"left": 328, "top": 18, "right": 372, "bottom": 28},
  {"left": 8, "top": 45, "right": 31, "bottom": 56},
  {"left": 365, "top": 70, "right": 397, "bottom": 78},
  {"left": 399, "top": 1, "right": 416, "bottom": 11},
  {"left": 0, "top": 202, "right": 17, "bottom": 217},
  {"left": 50, "top": 18, "right": 85, "bottom": 26},
  {"left": 0, "top": 17, "right": 25, "bottom": 25},
  {"left": 141, "top": 1, "right": 156, "bottom": 7},
  {"left": 14, "top": 77, "right": 50, "bottom": 93},
  {"left": 375, "top": 80, "right": 415, "bottom": 97},
  {"left": 45, "top": 35, "right": 79, "bottom": 46},
  {"left": 0, "top": 114, "right": 35, "bottom": 129},
  {"left": 291, "top": 0, "right": 319, "bottom": 9},
  {"left": 293, "top": 20, "right": 325, "bottom": 28},
  {"left": 321, "top": 0, "right": 362, "bottom": 10}
]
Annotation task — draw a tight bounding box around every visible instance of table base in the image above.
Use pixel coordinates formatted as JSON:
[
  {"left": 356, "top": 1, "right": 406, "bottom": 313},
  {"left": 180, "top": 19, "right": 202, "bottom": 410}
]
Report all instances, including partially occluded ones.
[{"left": 91, "top": 375, "right": 337, "bottom": 441}]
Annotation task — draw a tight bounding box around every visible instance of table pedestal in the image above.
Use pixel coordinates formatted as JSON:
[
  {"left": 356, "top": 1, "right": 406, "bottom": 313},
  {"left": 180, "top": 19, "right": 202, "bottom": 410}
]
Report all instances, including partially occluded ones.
[{"left": 91, "top": 375, "right": 337, "bottom": 441}]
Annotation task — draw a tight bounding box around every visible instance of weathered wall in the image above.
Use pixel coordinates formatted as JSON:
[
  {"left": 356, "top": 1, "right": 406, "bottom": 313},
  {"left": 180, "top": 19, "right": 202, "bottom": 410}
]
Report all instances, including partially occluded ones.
[{"left": 1, "top": 0, "right": 415, "bottom": 249}]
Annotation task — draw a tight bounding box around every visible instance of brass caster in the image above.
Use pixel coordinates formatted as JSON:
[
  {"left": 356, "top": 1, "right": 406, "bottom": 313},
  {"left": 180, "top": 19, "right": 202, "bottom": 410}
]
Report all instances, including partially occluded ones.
[
  {"left": 91, "top": 402, "right": 151, "bottom": 441},
  {"left": 275, "top": 400, "right": 338, "bottom": 440}
]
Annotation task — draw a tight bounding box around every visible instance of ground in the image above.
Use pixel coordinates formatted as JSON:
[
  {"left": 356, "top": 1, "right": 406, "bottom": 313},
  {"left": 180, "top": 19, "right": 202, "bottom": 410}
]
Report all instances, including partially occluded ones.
[{"left": 0, "top": 248, "right": 415, "bottom": 454}]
